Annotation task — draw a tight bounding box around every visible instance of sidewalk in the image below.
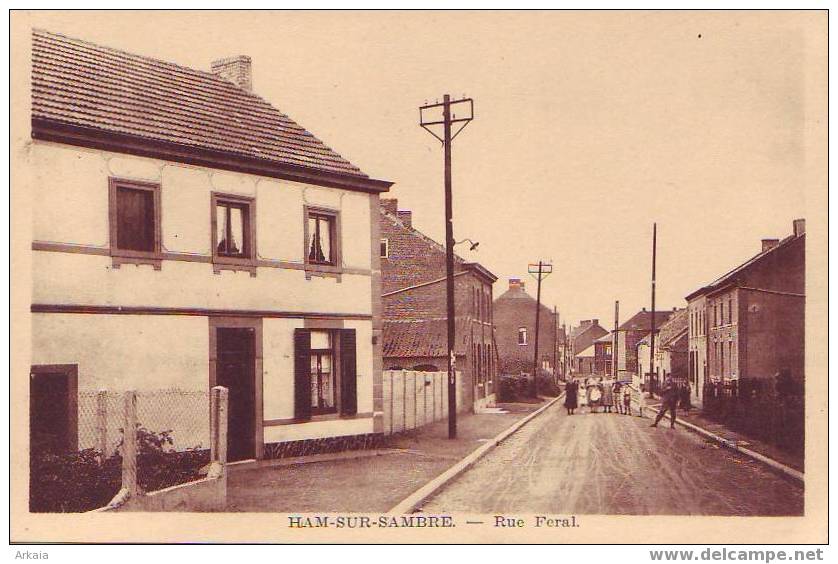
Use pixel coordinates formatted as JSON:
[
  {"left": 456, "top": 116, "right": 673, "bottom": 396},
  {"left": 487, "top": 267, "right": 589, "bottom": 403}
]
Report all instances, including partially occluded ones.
[
  {"left": 647, "top": 402, "right": 804, "bottom": 473},
  {"left": 225, "top": 400, "right": 549, "bottom": 512}
]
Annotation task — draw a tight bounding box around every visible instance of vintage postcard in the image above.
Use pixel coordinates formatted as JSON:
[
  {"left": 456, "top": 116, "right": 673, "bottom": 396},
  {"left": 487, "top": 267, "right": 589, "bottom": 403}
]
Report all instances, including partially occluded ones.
[{"left": 9, "top": 9, "right": 828, "bottom": 545}]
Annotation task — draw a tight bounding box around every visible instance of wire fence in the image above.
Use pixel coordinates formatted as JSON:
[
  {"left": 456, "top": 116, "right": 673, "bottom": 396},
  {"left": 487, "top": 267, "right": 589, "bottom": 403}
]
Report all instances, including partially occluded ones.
[{"left": 30, "top": 388, "right": 212, "bottom": 513}]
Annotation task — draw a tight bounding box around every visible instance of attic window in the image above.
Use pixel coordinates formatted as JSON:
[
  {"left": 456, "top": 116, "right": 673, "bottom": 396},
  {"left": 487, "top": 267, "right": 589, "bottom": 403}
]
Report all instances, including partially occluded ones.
[{"left": 518, "top": 327, "right": 528, "bottom": 346}]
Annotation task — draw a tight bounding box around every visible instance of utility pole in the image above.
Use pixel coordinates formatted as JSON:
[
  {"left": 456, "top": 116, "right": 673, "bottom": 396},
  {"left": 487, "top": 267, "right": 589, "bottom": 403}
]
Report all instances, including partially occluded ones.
[
  {"left": 419, "top": 95, "right": 474, "bottom": 439},
  {"left": 649, "top": 223, "right": 657, "bottom": 396},
  {"left": 613, "top": 300, "right": 619, "bottom": 380},
  {"left": 554, "top": 306, "right": 560, "bottom": 382},
  {"left": 528, "top": 261, "right": 553, "bottom": 397}
]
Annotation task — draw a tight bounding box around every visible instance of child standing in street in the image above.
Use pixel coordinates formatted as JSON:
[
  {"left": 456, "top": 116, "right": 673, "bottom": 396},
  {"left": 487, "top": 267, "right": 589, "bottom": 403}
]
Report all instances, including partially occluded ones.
[{"left": 623, "top": 383, "right": 632, "bottom": 415}]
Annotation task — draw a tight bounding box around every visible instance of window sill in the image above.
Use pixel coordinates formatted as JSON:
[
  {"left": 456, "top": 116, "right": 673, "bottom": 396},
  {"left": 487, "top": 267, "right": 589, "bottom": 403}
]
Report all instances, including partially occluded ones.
[
  {"left": 212, "top": 256, "right": 257, "bottom": 277},
  {"left": 304, "top": 262, "right": 343, "bottom": 281},
  {"left": 263, "top": 412, "right": 372, "bottom": 427},
  {"left": 110, "top": 250, "right": 162, "bottom": 270}
]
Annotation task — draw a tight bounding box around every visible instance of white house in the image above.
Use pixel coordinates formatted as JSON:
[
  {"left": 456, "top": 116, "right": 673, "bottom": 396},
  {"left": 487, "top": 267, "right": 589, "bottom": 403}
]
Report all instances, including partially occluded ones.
[{"left": 27, "top": 29, "right": 393, "bottom": 461}]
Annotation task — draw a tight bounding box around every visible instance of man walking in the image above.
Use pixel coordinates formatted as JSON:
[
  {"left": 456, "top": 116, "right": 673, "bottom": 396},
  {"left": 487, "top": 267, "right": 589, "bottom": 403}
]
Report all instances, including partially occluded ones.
[{"left": 651, "top": 377, "right": 678, "bottom": 429}]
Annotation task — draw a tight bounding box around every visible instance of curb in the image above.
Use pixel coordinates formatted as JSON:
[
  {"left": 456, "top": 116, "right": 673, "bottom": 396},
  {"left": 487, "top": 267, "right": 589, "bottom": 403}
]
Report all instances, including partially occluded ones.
[
  {"left": 388, "top": 393, "right": 565, "bottom": 514},
  {"left": 645, "top": 405, "right": 804, "bottom": 484}
]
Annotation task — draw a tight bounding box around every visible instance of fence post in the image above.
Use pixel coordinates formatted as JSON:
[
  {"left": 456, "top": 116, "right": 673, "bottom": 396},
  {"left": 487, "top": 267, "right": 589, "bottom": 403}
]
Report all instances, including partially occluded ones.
[
  {"left": 121, "top": 390, "right": 138, "bottom": 497},
  {"left": 211, "top": 386, "right": 228, "bottom": 465},
  {"left": 96, "top": 390, "right": 108, "bottom": 464}
]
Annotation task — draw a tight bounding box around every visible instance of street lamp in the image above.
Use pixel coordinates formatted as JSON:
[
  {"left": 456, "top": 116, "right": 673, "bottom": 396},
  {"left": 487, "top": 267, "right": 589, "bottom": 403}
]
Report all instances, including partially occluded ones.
[{"left": 455, "top": 238, "right": 480, "bottom": 251}]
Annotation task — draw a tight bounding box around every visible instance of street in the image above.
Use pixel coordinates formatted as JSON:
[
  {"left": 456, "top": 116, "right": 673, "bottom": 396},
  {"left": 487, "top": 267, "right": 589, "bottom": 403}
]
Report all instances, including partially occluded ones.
[{"left": 421, "top": 399, "right": 804, "bottom": 516}]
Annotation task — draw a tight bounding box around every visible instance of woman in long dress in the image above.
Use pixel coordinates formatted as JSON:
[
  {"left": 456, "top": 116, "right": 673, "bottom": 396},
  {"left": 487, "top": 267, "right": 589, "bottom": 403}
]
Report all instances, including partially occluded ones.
[
  {"left": 577, "top": 378, "right": 588, "bottom": 411},
  {"left": 564, "top": 379, "right": 578, "bottom": 415},
  {"left": 602, "top": 379, "right": 615, "bottom": 413}
]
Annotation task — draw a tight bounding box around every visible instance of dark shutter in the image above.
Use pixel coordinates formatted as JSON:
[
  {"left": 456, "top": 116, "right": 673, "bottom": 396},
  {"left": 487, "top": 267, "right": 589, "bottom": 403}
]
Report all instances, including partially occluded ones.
[
  {"left": 340, "top": 329, "right": 357, "bottom": 416},
  {"left": 294, "top": 329, "right": 312, "bottom": 420},
  {"left": 116, "top": 187, "right": 154, "bottom": 252}
]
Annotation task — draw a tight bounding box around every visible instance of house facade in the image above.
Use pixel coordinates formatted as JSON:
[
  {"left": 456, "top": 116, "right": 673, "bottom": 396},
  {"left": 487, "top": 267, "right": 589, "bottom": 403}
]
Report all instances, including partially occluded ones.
[
  {"left": 569, "top": 319, "right": 608, "bottom": 375},
  {"left": 27, "top": 30, "right": 393, "bottom": 461},
  {"left": 686, "top": 220, "right": 805, "bottom": 392},
  {"left": 685, "top": 293, "right": 709, "bottom": 406},
  {"left": 493, "top": 279, "right": 560, "bottom": 380},
  {"left": 615, "top": 309, "right": 675, "bottom": 381},
  {"left": 593, "top": 332, "right": 613, "bottom": 376},
  {"left": 379, "top": 200, "right": 498, "bottom": 411}
]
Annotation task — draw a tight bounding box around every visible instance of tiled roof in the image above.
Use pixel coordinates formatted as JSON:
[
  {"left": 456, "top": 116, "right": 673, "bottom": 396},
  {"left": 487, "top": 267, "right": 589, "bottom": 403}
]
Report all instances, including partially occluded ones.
[
  {"left": 594, "top": 332, "right": 613, "bottom": 343},
  {"left": 658, "top": 308, "right": 688, "bottom": 348},
  {"left": 618, "top": 310, "right": 674, "bottom": 332},
  {"left": 575, "top": 343, "right": 596, "bottom": 358},
  {"left": 32, "top": 29, "right": 369, "bottom": 178},
  {"left": 383, "top": 319, "right": 469, "bottom": 359}
]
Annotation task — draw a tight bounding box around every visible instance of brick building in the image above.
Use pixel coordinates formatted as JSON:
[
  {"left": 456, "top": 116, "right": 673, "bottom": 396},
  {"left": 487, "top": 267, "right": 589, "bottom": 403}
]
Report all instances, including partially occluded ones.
[
  {"left": 685, "top": 220, "right": 805, "bottom": 396},
  {"left": 380, "top": 200, "right": 498, "bottom": 412},
  {"left": 593, "top": 332, "right": 614, "bottom": 376},
  {"left": 615, "top": 309, "right": 676, "bottom": 381},
  {"left": 493, "top": 279, "right": 562, "bottom": 378},
  {"left": 569, "top": 319, "right": 608, "bottom": 375}
]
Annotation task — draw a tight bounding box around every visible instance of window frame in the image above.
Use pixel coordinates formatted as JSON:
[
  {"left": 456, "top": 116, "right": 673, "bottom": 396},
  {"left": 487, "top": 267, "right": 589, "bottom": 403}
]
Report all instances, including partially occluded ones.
[
  {"left": 211, "top": 192, "right": 257, "bottom": 275},
  {"left": 380, "top": 238, "right": 389, "bottom": 259},
  {"left": 303, "top": 205, "right": 342, "bottom": 275},
  {"left": 108, "top": 178, "right": 162, "bottom": 269},
  {"left": 309, "top": 329, "right": 340, "bottom": 416},
  {"left": 518, "top": 327, "right": 528, "bottom": 346}
]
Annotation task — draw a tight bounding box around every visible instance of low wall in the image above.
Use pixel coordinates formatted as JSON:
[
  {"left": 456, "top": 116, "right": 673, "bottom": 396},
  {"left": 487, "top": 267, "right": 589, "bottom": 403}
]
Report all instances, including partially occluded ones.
[{"left": 99, "top": 463, "right": 226, "bottom": 512}]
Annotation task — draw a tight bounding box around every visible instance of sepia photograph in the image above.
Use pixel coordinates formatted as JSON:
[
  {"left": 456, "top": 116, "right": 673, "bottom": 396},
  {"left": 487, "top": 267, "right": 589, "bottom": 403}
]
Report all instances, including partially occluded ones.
[{"left": 9, "top": 8, "right": 828, "bottom": 545}]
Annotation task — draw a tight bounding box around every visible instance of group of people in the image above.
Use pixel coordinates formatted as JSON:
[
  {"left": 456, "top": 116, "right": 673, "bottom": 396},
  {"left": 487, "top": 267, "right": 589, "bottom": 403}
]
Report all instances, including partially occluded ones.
[
  {"left": 563, "top": 375, "right": 683, "bottom": 430},
  {"left": 563, "top": 376, "right": 646, "bottom": 417}
]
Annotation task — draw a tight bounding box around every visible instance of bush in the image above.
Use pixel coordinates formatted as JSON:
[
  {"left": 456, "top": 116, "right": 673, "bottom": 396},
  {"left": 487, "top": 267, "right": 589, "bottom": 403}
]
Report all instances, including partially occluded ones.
[
  {"left": 498, "top": 371, "right": 560, "bottom": 401},
  {"left": 29, "top": 427, "right": 209, "bottom": 513}
]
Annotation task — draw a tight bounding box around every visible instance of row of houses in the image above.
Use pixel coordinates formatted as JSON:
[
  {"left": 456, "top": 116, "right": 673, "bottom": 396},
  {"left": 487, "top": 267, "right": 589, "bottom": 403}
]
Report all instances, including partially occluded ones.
[
  {"left": 566, "top": 220, "right": 805, "bottom": 408},
  {"left": 27, "top": 29, "right": 506, "bottom": 463}
]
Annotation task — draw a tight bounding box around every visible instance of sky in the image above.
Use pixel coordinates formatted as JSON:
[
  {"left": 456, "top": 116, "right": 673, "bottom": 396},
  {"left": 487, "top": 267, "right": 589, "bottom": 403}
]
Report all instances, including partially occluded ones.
[{"left": 21, "top": 10, "right": 824, "bottom": 329}]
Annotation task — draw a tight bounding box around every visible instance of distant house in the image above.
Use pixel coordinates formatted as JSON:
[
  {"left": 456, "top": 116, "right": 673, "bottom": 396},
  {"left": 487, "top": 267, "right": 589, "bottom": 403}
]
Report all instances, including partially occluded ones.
[
  {"left": 493, "top": 279, "right": 561, "bottom": 379},
  {"left": 593, "top": 332, "right": 614, "bottom": 376},
  {"left": 574, "top": 343, "right": 597, "bottom": 376},
  {"left": 379, "top": 200, "right": 498, "bottom": 412},
  {"left": 615, "top": 309, "right": 676, "bottom": 381},
  {"left": 684, "top": 220, "right": 805, "bottom": 402},
  {"left": 657, "top": 309, "right": 689, "bottom": 386},
  {"left": 569, "top": 319, "right": 608, "bottom": 374}
]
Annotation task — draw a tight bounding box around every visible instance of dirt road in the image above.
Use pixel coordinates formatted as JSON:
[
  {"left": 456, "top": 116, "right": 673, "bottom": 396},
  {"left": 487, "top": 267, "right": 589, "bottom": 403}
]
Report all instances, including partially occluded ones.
[{"left": 421, "top": 400, "right": 803, "bottom": 515}]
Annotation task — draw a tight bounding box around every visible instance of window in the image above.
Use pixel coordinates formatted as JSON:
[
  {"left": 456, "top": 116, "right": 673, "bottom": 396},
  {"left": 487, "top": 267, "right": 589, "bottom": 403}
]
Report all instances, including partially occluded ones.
[
  {"left": 108, "top": 178, "right": 161, "bottom": 268},
  {"left": 518, "top": 327, "right": 528, "bottom": 346},
  {"left": 211, "top": 193, "right": 256, "bottom": 273},
  {"left": 307, "top": 211, "right": 336, "bottom": 266},
  {"left": 294, "top": 328, "right": 357, "bottom": 420},
  {"left": 310, "top": 331, "right": 336, "bottom": 415},
  {"left": 380, "top": 238, "right": 389, "bottom": 259}
]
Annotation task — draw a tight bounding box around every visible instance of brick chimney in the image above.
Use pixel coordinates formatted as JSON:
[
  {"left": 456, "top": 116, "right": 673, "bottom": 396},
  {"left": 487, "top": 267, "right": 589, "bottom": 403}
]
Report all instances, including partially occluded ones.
[
  {"left": 761, "top": 238, "right": 780, "bottom": 252},
  {"left": 793, "top": 218, "right": 806, "bottom": 237},
  {"left": 397, "top": 210, "right": 413, "bottom": 228},
  {"left": 509, "top": 278, "right": 525, "bottom": 291},
  {"left": 381, "top": 199, "right": 398, "bottom": 215},
  {"left": 211, "top": 56, "right": 252, "bottom": 91}
]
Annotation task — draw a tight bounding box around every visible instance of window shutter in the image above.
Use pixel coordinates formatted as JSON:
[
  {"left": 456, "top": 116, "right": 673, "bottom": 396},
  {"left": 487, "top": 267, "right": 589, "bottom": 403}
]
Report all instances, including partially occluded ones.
[
  {"left": 340, "top": 329, "right": 357, "bottom": 416},
  {"left": 294, "top": 329, "right": 312, "bottom": 420}
]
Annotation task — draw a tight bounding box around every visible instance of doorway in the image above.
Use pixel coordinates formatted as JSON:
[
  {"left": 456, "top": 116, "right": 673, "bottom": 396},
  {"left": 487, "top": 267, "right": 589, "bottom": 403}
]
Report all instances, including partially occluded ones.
[
  {"left": 30, "top": 365, "right": 78, "bottom": 455},
  {"left": 215, "top": 327, "right": 256, "bottom": 462}
]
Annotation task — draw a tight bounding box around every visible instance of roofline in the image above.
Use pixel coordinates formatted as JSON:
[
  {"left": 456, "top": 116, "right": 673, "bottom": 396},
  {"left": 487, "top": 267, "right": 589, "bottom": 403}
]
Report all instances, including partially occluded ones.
[
  {"left": 382, "top": 271, "right": 470, "bottom": 297},
  {"left": 462, "top": 262, "right": 499, "bottom": 283},
  {"left": 32, "top": 118, "right": 394, "bottom": 194},
  {"left": 685, "top": 232, "right": 804, "bottom": 301}
]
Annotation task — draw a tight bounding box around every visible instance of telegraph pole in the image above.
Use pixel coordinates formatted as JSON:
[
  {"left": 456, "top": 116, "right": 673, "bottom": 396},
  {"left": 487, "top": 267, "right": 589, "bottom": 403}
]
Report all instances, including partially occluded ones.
[
  {"left": 528, "top": 261, "right": 553, "bottom": 397},
  {"left": 649, "top": 223, "right": 657, "bottom": 396},
  {"left": 613, "top": 300, "right": 619, "bottom": 380},
  {"left": 553, "top": 306, "right": 559, "bottom": 385},
  {"left": 419, "top": 95, "right": 474, "bottom": 439}
]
